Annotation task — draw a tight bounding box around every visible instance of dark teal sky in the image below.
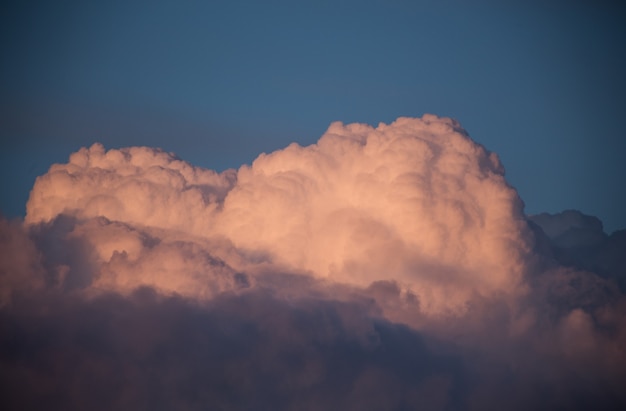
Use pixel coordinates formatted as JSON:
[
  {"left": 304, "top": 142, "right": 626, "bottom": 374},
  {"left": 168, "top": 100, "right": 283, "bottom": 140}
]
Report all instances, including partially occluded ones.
[{"left": 2, "top": 0, "right": 625, "bottom": 232}]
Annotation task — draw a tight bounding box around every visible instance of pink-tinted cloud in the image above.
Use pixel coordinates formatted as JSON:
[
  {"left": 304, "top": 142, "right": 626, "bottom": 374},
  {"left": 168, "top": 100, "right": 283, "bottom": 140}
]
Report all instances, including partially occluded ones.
[
  {"left": 2, "top": 115, "right": 625, "bottom": 410},
  {"left": 26, "top": 143, "right": 236, "bottom": 231},
  {"left": 217, "top": 116, "right": 533, "bottom": 315},
  {"left": 25, "top": 115, "right": 535, "bottom": 315}
]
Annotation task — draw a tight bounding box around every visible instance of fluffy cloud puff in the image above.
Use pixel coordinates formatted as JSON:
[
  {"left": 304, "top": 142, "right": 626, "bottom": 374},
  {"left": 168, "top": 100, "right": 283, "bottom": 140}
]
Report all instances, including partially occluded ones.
[
  {"left": 219, "top": 116, "right": 537, "bottom": 315},
  {"left": 26, "top": 115, "right": 533, "bottom": 314},
  {"left": 26, "top": 142, "right": 236, "bottom": 232}
]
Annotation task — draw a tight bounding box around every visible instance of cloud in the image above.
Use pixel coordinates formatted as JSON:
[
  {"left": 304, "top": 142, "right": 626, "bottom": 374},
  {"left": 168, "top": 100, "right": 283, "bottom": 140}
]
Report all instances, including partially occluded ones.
[
  {"left": 25, "top": 143, "right": 237, "bottom": 231},
  {"left": 0, "top": 288, "right": 468, "bottom": 411},
  {"left": 530, "top": 210, "right": 626, "bottom": 292},
  {"left": 530, "top": 209, "right": 607, "bottom": 248},
  {"left": 216, "top": 116, "right": 536, "bottom": 315},
  {"left": 1, "top": 273, "right": 625, "bottom": 410},
  {"left": 0, "top": 217, "right": 45, "bottom": 306},
  {"left": 2, "top": 115, "right": 626, "bottom": 409},
  {"left": 25, "top": 115, "right": 534, "bottom": 315}
]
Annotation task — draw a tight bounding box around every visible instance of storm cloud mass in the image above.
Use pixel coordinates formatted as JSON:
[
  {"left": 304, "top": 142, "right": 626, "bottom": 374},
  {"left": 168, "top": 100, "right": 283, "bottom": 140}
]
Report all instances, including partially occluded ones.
[{"left": 2, "top": 115, "right": 625, "bottom": 410}]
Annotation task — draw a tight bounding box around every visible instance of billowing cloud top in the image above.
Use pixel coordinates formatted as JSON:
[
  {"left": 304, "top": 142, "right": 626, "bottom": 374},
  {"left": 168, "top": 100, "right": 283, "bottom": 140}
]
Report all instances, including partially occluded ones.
[
  {"left": 25, "top": 115, "right": 532, "bottom": 314},
  {"left": 26, "top": 142, "right": 237, "bottom": 230},
  {"left": 3, "top": 115, "right": 625, "bottom": 410}
]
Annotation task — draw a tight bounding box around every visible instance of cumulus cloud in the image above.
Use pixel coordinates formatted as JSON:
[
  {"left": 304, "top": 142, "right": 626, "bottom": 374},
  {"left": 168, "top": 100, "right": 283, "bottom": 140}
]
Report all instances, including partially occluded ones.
[
  {"left": 25, "top": 115, "right": 533, "bottom": 315},
  {"left": 2, "top": 114, "right": 625, "bottom": 409},
  {"left": 26, "top": 143, "right": 236, "bottom": 231},
  {"left": 216, "top": 116, "right": 535, "bottom": 315}
]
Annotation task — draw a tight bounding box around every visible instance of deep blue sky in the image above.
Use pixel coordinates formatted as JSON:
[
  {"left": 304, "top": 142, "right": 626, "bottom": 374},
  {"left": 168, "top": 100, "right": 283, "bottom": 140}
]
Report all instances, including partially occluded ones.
[{"left": 1, "top": 0, "right": 625, "bottom": 232}]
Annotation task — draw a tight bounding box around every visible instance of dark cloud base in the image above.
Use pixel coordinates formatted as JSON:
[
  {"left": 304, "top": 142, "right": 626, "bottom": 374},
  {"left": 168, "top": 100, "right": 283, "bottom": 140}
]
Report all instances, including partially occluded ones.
[
  {"left": 1, "top": 285, "right": 624, "bottom": 411},
  {"left": 1, "top": 288, "right": 463, "bottom": 411}
]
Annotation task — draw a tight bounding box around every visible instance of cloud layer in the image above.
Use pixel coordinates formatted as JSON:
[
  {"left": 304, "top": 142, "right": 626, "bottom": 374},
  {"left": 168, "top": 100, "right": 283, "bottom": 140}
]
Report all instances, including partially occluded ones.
[{"left": 2, "top": 115, "right": 625, "bottom": 409}]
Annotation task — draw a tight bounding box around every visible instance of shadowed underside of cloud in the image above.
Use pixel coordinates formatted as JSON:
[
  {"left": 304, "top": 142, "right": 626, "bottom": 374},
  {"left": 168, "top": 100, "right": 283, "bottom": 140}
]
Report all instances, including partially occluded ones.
[
  {"left": 0, "top": 289, "right": 464, "bottom": 411},
  {"left": 1, "top": 115, "right": 625, "bottom": 410},
  {"left": 530, "top": 210, "right": 626, "bottom": 292},
  {"left": 2, "top": 285, "right": 625, "bottom": 411}
]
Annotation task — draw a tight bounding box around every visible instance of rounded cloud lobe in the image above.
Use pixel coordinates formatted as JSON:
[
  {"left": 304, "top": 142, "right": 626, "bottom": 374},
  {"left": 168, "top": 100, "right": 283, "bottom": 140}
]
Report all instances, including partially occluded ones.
[
  {"left": 3, "top": 115, "right": 626, "bottom": 409},
  {"left": 26, "top": 142, "right": 237, "bottom": 231},
  {"left": 218, "top": 116, "right": 532, "bottom": 314}
]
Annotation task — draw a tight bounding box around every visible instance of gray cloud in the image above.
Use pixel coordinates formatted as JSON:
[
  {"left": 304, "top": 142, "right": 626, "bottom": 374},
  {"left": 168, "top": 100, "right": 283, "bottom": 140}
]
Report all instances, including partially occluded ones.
[{"left": 530, "top": 210, "right": 626, "bottom": 292}]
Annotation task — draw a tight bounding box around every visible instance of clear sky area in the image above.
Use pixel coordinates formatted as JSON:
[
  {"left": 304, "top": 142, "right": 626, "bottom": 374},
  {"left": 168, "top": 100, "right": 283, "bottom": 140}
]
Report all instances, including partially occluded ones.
[{"left": 1, "top": 0, "right": 625, "bottom": 232}]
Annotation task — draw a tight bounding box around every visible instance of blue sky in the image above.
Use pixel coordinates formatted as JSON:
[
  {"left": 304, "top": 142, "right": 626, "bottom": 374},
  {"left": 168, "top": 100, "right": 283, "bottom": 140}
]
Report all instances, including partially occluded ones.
[{"left": 1, "top": 0, "right": 625, "bottom": 232}]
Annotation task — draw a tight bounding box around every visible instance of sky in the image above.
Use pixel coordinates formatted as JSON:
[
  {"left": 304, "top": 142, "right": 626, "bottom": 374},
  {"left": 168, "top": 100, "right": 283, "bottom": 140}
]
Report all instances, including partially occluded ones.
[
  {"left": 1, "top": 0, "right": 625, "bottom": 232},
  {"left": 2, "top": 1, "right": 626, "bottom": 409}
]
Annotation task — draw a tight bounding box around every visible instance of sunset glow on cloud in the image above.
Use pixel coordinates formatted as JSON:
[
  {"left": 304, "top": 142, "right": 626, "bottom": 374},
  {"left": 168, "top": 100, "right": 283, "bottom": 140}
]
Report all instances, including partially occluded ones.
[
  {"left": 24, "top": 115, "right": 532, "bottom": 314},
  {"left": 2, "top": 115, "right": 625, "bottom": 410}
]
